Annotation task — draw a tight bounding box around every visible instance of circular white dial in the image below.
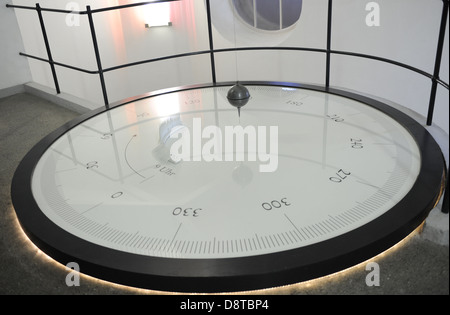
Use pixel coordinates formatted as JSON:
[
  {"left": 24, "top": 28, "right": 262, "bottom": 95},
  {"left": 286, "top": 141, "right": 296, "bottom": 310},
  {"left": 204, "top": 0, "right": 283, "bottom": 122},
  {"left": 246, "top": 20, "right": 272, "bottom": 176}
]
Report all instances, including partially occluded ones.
[{"left": 31, "top": 85, "right": 421, "bottom": 259}]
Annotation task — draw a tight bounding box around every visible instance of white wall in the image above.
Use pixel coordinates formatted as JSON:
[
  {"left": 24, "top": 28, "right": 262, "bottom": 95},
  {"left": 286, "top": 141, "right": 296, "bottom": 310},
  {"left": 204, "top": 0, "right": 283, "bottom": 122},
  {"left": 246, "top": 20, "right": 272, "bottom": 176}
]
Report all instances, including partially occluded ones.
[
  {"left": 11, "top": 0, "right": 213, "bottom": 106},
  {"left": 210, "top": 0, "right": 328, "bottom": 84},
  {"left": 10, "top": 0, "right": 449, "bottom": 133},
  {"left": 329, "top": 0, "right": 449, "bottom": 133},
  {"left": 0, "top": 2, "right": 31, "bottom": 94}
]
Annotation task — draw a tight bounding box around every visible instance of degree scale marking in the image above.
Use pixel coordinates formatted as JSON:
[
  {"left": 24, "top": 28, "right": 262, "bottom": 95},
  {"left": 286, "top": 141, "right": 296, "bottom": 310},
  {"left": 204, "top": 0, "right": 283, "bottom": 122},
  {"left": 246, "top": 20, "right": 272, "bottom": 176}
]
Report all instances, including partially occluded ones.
[
  {"left": 124, "top": 134, "right": 145, "bottom": 179},
  {"left": 30, "top": 85, "right": 421, "bottom": 259}
]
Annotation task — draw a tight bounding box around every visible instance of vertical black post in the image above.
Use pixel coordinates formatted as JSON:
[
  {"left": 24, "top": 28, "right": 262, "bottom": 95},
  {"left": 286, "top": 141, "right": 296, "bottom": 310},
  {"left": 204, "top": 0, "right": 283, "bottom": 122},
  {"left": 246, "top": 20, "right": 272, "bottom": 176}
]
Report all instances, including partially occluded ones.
[
  {"left": 205, "top": 0, "right": 216, "bottom": 84},
  {"left": 87, "top": 5, "right": 109, "bottom": 107},
  {"left": 426, "top": 0, "right": 448, "bottom": 126},
  {"left": 325, "top": 0, "right": 333, "bottom": 88},
  {"left": 36, "top": 3, "right": 60, "bottom": 94},
  {"left": 442, "top": 170, "right": 449, "bottom": 214}
]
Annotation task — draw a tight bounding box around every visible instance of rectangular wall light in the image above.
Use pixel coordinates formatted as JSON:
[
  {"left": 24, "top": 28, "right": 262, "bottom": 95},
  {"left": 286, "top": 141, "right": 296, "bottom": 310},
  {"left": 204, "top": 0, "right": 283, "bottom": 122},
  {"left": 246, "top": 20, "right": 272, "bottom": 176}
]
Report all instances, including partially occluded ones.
[
  {"left": 145, "top": 21, "right": 172, "bottom": 28},
  {"left": 144, "top": 2, "right": 172, "bottom": 28}
]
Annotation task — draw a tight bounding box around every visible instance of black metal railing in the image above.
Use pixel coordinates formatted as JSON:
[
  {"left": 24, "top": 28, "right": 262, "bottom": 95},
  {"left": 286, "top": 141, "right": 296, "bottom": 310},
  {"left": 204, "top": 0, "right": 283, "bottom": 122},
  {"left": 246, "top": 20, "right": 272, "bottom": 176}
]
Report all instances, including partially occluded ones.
[
  {"left": 6, "top": 0, "right": 449, "bottom": 109},
  {"left": 6, "top": 0, "right": 449, "bottom": 212}
]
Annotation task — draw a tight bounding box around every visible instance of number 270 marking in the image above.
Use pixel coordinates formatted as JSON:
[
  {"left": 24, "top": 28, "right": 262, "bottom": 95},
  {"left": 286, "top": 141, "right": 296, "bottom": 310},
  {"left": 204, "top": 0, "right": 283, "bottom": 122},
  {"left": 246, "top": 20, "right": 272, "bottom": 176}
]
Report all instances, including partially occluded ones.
[{"left": 329, "top": 169, "right": 351, "bottom": 183}]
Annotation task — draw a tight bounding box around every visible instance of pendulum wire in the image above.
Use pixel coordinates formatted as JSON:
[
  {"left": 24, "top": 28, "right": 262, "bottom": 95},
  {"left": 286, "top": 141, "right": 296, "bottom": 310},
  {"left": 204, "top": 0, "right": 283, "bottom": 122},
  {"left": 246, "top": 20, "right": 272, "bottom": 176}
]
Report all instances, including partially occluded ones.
[
  {"left": 231, "top": 5, "right": 241, "bottom": 122},
  {"left": 232, "top": 5, "right": 239, "bottom": 83}
]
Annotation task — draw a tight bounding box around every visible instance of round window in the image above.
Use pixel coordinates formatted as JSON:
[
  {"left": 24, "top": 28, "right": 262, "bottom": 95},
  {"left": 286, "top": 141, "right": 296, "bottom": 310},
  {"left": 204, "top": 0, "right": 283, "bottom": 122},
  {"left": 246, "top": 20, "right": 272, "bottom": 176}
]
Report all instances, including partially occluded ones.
[{"left": 232, "top": 0, "right": 303, "bottom": 31}]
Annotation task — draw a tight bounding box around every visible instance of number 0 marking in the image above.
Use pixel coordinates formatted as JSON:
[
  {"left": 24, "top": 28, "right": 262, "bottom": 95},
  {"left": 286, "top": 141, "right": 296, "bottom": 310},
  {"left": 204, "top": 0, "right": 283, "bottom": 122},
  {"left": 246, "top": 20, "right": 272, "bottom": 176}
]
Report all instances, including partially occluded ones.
[{"left": 111, "top": 192, "right": 123, "bottom": 198}]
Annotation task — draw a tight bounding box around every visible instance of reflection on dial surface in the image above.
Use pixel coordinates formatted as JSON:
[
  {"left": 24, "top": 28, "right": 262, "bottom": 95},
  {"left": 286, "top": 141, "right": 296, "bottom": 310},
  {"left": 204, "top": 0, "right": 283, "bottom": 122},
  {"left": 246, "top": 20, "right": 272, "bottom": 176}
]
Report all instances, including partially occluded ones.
[{"left": 31, "top": 85, "right": 421, "bottom": 259}]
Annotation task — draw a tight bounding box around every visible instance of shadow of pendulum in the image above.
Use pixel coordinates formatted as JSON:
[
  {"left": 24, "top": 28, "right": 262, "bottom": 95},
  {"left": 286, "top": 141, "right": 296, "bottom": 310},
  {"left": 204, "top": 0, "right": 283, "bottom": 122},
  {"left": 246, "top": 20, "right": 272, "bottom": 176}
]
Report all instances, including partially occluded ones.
[{"left": 227, "top": 83, "right": 250, "bottom": 118}]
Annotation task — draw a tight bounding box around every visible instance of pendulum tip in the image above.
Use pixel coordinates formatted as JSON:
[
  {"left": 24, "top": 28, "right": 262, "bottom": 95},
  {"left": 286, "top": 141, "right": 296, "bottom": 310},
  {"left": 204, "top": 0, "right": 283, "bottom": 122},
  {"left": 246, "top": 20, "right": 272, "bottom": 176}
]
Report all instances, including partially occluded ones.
[{"left": 227, "top": 83, "right": 250, "bottom": 119}]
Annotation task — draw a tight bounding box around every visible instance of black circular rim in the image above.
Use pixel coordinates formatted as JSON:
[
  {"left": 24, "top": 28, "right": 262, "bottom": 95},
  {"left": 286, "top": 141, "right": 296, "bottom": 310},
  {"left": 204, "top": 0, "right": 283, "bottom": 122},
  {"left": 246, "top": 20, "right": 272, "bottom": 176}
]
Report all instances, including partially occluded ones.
[{"left": 11, "top": 81, "right": 445, "bottom": 293}]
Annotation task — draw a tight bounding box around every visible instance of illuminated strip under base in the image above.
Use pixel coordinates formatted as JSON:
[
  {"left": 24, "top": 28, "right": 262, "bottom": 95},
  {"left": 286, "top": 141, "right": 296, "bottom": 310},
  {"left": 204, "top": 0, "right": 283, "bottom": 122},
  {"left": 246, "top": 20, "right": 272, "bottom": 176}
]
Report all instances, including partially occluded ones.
[{"left": 9, "top": 205, "right": 425, "bottom": 295}]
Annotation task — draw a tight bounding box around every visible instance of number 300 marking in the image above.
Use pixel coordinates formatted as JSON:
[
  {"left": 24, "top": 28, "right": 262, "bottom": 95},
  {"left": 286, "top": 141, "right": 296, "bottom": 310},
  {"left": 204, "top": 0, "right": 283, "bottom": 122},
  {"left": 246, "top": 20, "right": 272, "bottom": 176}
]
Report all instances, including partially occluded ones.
[{"left": 262, "top": 198, "right": 291, "bottom": 211}]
